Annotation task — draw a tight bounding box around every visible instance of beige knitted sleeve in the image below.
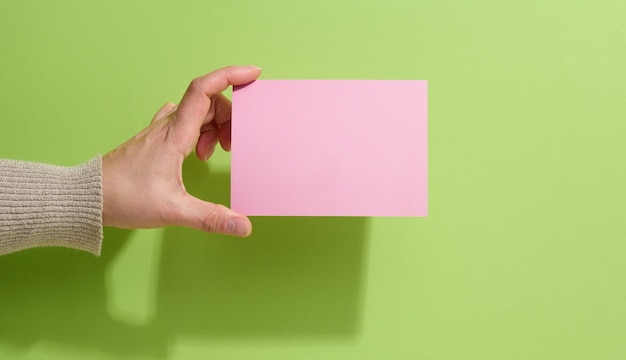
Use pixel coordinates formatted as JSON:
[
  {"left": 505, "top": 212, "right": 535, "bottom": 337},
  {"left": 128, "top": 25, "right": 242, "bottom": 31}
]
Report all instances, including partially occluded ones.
[{"left": 0, "top": 156, "right": 103, "bottom": 256}]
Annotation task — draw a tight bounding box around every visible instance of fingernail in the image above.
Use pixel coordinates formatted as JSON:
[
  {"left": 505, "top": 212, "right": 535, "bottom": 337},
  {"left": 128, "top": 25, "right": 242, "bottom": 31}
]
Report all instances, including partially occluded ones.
[
  {"left": 227, "top": 218, "right": 250, "bottom": 236},
  {"left": 243, "top": 65, "right": 261, "bottom": 71},
  {"left": 203, "top": 144, "right": 216, "bottom": 161}
]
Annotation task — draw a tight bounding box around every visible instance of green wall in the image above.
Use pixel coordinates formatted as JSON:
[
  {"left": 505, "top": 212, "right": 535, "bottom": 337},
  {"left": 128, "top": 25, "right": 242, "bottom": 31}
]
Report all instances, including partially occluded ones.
[{"left": 1, "top": 1, "right": 625, "bottom": 359}]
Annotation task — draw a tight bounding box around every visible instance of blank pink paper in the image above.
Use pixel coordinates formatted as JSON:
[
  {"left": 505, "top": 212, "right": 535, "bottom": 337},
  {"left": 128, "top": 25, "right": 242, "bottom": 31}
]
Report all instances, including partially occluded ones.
[{"left": 231, "top": 80, "right": 427, "bottom": 216}]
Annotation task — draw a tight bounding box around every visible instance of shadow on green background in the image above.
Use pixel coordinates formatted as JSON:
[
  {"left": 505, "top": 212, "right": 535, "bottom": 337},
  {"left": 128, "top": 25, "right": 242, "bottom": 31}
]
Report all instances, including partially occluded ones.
[
  {"left": 0, "top": 158, "right": 369, "bottom": 358},
  {"left": 0, "top": 228, "right": 166, "bottom": 357},
  {"left": 156, "top": 158, "right": 369, "bottom": 338}
]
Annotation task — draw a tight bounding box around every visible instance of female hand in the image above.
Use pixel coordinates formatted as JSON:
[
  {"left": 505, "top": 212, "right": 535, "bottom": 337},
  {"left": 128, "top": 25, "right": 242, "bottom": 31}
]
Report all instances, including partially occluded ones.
[{"left": 101, "top": 65, "right": 261, "bottom": 236}]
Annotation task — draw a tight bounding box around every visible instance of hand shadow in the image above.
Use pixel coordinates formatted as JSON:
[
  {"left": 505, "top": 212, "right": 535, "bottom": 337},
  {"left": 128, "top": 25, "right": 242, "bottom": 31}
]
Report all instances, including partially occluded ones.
[
  {"left": 0, "top": 157, "right": 370, "bottom": 358},
  {"left": 154, "top": 157, "right": 370, "bottom": 338},
  {"left": 0, "top": 228, "right": 167, "bottom": 358}
]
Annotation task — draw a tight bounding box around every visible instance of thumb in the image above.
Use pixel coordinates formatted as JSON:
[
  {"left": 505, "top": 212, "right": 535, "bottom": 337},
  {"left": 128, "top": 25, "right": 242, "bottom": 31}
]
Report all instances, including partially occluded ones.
[{"left": 177, "top": 195, "right": 252, "bottom": 237}]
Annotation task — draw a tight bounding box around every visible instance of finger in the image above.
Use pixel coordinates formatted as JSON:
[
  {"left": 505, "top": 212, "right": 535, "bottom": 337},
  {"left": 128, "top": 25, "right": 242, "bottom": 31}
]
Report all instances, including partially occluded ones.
[
  {"left": 176, "top": 195, "right": 252, "bottom": 237},
  {"left": 199, "top": 93, "right": 231, "bottom": 126},
  {"left": 218, "top": 120, "right": 232, "bottom": 151},
  {"left": 212, "top": 93, "right": 232, "bottom": 126},
  {"left": 174, "top": 66, "right": 261, "bottom": 143},
  {"left": 200, "top": 93, "right": 232, "bottom": 154},
  {"left": 196, "top": 122, "right": 218, "bottom": 161},
  {"left": 151, "top": 102, "right": 177, "bottom": 124}
]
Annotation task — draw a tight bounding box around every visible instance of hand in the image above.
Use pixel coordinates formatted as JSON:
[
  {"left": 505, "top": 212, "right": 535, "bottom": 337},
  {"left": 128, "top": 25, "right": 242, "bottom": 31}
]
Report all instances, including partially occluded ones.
[{"left": 101, "top": 65, "right": 261, "bottom": 236}]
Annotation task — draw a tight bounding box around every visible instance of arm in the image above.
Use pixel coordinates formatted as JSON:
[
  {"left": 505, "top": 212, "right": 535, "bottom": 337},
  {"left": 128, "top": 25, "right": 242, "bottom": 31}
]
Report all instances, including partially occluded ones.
[
  {"left": 0, "top": 65, "right": 261, "bottom": 256},
  {"left": 0, "top": 157, "right": 102, "bottom": 255}
]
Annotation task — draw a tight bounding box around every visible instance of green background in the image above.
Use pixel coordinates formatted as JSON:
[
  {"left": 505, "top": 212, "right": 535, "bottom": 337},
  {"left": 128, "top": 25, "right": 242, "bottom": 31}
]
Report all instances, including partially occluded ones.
[{"left": 1, "top": 0, "right": 625, "bottom": 359}]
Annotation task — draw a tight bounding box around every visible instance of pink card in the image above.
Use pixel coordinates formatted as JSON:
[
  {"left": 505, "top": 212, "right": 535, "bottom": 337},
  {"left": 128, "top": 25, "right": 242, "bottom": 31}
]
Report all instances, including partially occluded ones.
[{"left": 231, "top": 80, "right": 428, "bottom": 216}]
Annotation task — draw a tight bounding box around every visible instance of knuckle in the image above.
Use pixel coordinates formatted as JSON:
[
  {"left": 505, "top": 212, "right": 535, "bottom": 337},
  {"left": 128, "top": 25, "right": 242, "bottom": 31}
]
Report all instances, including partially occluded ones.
[
  {"left": 162, "top": 102, "right": 177, "bottom": 112},
  {"left": 188, "top": 77, "right": 203, "bottom": 92},
  {"left": 200, "top": 205, "right": 227, "bottom": 233}
]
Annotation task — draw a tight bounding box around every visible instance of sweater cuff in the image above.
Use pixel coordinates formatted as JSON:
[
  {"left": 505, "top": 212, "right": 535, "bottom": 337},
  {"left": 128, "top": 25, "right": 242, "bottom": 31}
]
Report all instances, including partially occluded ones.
[{"left": 0, "top": 156, "right": 103, "bottom": 256}]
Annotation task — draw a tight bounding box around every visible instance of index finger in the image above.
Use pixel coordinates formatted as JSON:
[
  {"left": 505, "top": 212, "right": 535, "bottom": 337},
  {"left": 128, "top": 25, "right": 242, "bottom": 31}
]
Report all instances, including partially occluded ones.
[{"left": 173, "top": 65, "right": 261, "bottom": 140}]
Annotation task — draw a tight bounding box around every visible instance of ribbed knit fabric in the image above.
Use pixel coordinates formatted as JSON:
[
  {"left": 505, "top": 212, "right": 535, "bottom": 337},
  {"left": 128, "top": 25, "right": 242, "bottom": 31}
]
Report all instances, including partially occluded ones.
[{"left": 0, "top": 156, "right": 103, "bottom": 256}]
